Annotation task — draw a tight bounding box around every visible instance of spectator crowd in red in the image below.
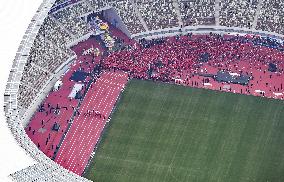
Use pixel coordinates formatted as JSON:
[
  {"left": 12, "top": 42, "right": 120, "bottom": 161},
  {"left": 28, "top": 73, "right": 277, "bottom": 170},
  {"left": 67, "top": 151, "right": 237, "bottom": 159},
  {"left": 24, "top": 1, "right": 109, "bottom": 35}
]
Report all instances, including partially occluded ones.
[{"left": 103, "top": 33, "right": 284, "bottom": 99}]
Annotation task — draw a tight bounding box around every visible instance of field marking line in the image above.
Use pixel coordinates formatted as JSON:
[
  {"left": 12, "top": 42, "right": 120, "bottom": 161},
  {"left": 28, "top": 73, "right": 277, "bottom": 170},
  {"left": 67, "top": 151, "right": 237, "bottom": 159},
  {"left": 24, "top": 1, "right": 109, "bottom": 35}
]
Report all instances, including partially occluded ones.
[{"left": 164, "top": 93, "right": 196, "bottom": 181}]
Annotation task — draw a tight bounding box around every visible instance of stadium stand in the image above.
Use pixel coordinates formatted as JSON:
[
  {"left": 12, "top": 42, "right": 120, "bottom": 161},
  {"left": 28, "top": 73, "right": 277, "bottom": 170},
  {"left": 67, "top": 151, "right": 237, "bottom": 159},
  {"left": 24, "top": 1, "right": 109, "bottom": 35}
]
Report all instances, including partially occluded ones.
[
  {"left": 109, "top": 0, "right": 146, "bottom": 34},
  {"left": 28, "top": 34, "right": 71, "bottom": 73},
  {"left": 52, "top": 0, "right": 72, "bottom": 7},
  {"left": 52, "top": 2, "right": 92, "bottom": 38},
  {"left": 20, "top": 64, "right": 51, "bottom": 95},
  {"left": 219, "top": 0, "right": 259, "bottom": 28},
  {"left": 38, "top": 16, "right": 74, "bottom": 56},
  {"left": 18, "top": 84, "right": 39, "bottom": 109},
  {"left": 135, "top": 0, "right": 179, "bottom": 30},
  {"left": 87, "top": 0, "right": 108, "bottom": 10},
  {"left": 4, "top": 0, "right": 92, "bottom": 181},
  {"left": 10, "top": 162, "right": 91, "bottom": 182},
  {"left": 256, "top": 0, "right": 284, "bottom": 35},
  {"left": 179, "top": 0, "right": 216, "bottom": 26}
]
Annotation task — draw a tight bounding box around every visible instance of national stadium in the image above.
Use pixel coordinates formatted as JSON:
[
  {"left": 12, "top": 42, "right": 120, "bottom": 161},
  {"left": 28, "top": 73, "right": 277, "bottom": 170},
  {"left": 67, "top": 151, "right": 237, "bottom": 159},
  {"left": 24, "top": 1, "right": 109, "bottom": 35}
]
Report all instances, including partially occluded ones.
[{"left": 3, "top": 0, "right": 284, "bottom": 181}]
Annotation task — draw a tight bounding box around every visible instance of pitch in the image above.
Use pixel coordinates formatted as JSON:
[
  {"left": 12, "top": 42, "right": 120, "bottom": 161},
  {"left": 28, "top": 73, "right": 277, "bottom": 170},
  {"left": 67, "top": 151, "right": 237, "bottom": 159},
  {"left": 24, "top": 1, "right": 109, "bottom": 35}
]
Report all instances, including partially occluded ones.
[{"left": 84, "top": 80, "right": 284, "bottom": 182}]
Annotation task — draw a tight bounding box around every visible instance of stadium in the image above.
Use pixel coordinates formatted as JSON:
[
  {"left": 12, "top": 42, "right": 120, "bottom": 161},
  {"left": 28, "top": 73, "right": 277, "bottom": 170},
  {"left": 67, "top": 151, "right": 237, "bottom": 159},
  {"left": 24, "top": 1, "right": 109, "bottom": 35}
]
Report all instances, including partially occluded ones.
[{"left": 3, "top": 0, "right": 284, "bottom": 181}]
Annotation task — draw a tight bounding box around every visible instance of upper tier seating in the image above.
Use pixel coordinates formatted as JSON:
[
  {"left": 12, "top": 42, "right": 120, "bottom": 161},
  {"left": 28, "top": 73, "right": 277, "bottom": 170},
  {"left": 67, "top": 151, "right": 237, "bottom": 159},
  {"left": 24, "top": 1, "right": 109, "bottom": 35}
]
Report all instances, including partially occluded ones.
[
  {"left": 49, "top": 0, "right": 284, "bottom": 35},
  {"left": 109, "top": 0, "right": 146, "bottom": 34},
  {"left": 256, "top": 0, "right": 284, "bottom": 35},
  {"left": 219, "top": 0, "right": 259, "bottom": 28},
  {"left": 53, "top": 1, "right": 93, "bottom": 38},
  {"left": 38, "top": 16, "right": 74, "bottom": 56},
  {"left": 179, "top": 0, "right": 215, "bottom": 26},
  {"left": 135, "top": 0, "right": 179, "bottom": 30}
]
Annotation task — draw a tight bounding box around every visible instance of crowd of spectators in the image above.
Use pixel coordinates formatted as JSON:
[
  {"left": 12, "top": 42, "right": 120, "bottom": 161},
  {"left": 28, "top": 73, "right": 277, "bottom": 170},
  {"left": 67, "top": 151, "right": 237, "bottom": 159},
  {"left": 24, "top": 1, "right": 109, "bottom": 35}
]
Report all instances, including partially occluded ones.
[
  {"left": 103, "top": 34, "right": 199, "bottom": 80},
  {"left": 48, "top": 0, "right": 284, "bottom": 37},
  {"left": 135, "top": 0, "right": 179, "bottom": 30},
  {"left": 53, "top": 1, "right": 93, "bottom": 38},
  {"left": 87, "top": 0, "right": 107, "bottom": 11},
  {"left": 18, "top": 62, "right": 51, "bottom": 109},
  {"left": 102, "top": 33, "right": 284, "bottom": 99},
  {"left": 28, "top": 34, "right": 71, "bottom": 73},
  {"left": 68, "top": 1, "right": 93, "bottom": 16},
  {"left": 49, "top": 0, "right": 284, "bottom": 36},
  {"left": 179, "top": 0, "right": 215, "bottom": 26},
  {"left": 256, "top": 0, "right": 284, "bottom": 35},
  {"left": 138, "top": 37, "right": 166, "bottom": 48},
  {"left": 18, "top": 84, "right": 39, "bottom": 109},
  {"left": 52, "top": 0, "right": 74, "bottom": 7},
  {"left": 252, "top": 36, "right": 284, "bottom": 50},
  {"left": 39, "top": 16, "right": 74, "bottom": 55},
  {"left": 21, "top": 63, "right": 51, "bottom": 91},
  {"left": 220, "top": 0, "right": 259, "bottom": 28},
  {"left": 18, "top": 32, "right": 73, "bottom": 109},
  {"left": 110, "top": 0, "right": 145, "bottom": 34}
]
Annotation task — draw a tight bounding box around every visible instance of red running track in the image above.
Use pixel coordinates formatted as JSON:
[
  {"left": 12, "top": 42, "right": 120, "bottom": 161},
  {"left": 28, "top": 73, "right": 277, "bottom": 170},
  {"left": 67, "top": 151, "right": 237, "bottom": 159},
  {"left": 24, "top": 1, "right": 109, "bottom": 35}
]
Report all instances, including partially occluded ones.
[
  {"left": 25, "top": 55, "right": 96, "bottom": 158},
  {"left": 54, "top": 71, "right": 128, "bottom": 175}
]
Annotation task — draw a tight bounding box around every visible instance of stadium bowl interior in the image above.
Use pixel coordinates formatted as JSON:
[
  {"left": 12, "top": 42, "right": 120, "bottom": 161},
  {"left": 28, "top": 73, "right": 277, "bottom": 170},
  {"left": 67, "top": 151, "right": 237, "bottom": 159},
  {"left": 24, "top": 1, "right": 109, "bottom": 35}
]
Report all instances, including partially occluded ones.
[{"left": 4, "top": 0, "right": 284, "bottom": 181}]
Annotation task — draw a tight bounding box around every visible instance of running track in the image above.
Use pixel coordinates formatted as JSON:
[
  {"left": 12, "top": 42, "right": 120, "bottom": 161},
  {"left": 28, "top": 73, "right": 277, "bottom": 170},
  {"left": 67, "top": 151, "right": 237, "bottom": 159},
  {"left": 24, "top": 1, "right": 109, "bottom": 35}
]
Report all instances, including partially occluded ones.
[{"left": 54, "top": 71, "right": 128, "bottom": 175}]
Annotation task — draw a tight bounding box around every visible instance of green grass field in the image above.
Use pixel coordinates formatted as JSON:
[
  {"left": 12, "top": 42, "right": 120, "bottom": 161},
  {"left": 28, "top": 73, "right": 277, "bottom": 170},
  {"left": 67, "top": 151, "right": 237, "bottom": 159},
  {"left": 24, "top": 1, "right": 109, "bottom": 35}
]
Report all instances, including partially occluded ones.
[{"left": 84, "top": 80, "right": 284, "bottom": 182}]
